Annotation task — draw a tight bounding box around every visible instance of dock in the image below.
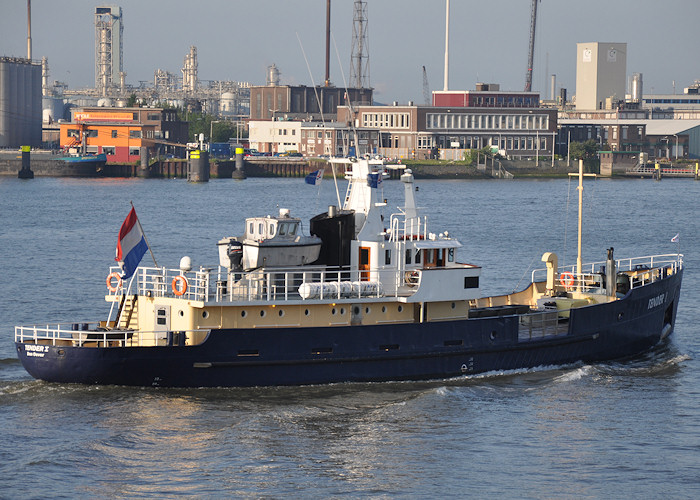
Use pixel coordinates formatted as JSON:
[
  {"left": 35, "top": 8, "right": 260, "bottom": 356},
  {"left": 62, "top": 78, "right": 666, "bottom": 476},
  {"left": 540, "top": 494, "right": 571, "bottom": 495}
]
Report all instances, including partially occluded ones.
[{"left": 625, "top": 163, "right": 699, "bottom": 179}]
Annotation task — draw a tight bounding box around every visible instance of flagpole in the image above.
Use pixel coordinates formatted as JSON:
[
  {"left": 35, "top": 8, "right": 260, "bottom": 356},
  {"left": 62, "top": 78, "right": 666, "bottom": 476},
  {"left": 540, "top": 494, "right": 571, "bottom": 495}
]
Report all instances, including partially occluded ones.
[
  {"left": 331, "top": 162, "right": 342, "bottom": 208},
  {"left": 130, "top": 201, "right": 159, "bottom": 268}
]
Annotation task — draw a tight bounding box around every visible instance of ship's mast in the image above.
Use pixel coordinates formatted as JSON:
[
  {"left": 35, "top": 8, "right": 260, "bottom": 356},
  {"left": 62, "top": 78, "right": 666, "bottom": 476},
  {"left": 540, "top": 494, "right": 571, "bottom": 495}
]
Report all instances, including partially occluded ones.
[{"left": 577, "top": 159, "right": 583, "bottom": 282}]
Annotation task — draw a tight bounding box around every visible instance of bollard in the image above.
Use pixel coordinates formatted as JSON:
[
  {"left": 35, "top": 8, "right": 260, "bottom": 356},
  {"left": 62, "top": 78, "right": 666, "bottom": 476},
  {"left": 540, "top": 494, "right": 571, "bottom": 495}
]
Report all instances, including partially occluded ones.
[
  {"left": 18, "top": 145, "right": 34, "bottom": 179},
  {"left": 187, "top": 150, "right": 210, "bottom": 182}
]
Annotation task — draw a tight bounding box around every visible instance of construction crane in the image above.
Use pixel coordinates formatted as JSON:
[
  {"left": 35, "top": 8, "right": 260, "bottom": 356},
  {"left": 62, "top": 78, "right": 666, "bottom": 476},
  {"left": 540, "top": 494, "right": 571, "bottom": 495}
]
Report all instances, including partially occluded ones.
[
  {"left": 422, "top": 66, "right": 430, "bottom": 105},
  {"left": 524, "top": 0, "right": 539, "bottom": 92}
]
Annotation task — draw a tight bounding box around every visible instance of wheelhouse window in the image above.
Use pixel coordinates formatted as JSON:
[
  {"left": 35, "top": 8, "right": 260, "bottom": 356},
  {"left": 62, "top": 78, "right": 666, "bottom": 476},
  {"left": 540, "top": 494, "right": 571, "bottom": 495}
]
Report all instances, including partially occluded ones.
[
  {"left": 385, "top": 249, "right": 391, "bottom": 265},
  {"left": 448, "top": 248, "right": 455, "bottom": 262},
  {"left": 405, "top": 249, "right": 412, "bottom": 264}
]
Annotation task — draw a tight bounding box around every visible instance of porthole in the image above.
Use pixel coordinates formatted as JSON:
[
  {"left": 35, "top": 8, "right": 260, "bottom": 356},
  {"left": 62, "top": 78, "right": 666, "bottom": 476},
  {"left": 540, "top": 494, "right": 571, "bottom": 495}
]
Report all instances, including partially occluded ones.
[
  {"left": 451, "top": 302, "right": 456, "bottom": 309},
  {"left": 332, "top": 308, "right": 337, "bottom": 315},
  {"left": 340, "top": 307, "right": 345, "bottom": 315},
  {"left": 202, "top": 311, "right": 209, "bottom": 319},
  {"left": 260, "top": 310, "right": 266, "bottom": 318},
  {"left": 304, "top": 309, "right": 310, "bottom": 316},
  {"left": 354, "top": 306, "right": 361, "bottom": 315},
  {"left": 382, "top": 306, "right": 387, "bottom": 313},
  {"left": 398, "top": 305, "right": 403, "bottom": 313},
  {"left": 365, "top": 307, "right": 370, "bottom": 314},
  {"left": 490, "top": 330, "right": 498, "bottom": 341},
  {"left": 278, "top": 309, "right": 284, "bottom": 317},
  {"left": 178, "top": 310, "right": 184, "bottom": 317},
  {"left": 241, "top": 310, "right": 247, "bottom": 318},
  {"left": 618, "top": 312, "right": 624, "bottom": 321}
]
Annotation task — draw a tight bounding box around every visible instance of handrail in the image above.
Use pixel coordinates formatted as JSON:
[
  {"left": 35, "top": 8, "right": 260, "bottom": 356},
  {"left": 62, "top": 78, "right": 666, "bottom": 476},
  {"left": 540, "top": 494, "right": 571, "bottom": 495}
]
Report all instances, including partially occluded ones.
[
  {"left": 15, "top": 323, "right": 208, "bottom": 347},
  {"left": 531, "top": 253, "right": 683, "bottom": 291}
]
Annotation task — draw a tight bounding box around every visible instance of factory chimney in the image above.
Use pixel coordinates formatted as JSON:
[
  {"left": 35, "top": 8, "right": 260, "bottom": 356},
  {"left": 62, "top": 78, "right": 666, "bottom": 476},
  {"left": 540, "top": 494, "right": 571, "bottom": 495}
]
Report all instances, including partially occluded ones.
[
  {"left": 27, "top": 0, "right": 32, "bottom": 60},
  {"left": 325, "top": 0, "right": 331, "bottom": 86},
  {"left": 443, "top": 0, "right": 449, "bottom": 91}
]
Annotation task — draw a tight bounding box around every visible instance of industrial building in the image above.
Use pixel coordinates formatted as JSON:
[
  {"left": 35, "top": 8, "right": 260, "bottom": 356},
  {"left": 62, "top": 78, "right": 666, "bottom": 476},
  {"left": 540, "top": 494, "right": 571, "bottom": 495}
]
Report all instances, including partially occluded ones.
[
  {"left": 249, "top": 85, "right": 373, "bottom": 122},
  {"left": 59, "top": 107, "right": 188, "bottom": 162},
  {"left": 0, "top": 56, "right": 42, "bottom": 147},
  {"left": 575, "top": 42, "right": 627, "bottom": 110},
  {"left": 337, "top": 93, "right": 558, "bottom": 160},
  {"left": 432, "top": 85, "right": 540, "bottom": 108},
  {"left": 248, "top": 119, "right": 379, "bottom": 157}
]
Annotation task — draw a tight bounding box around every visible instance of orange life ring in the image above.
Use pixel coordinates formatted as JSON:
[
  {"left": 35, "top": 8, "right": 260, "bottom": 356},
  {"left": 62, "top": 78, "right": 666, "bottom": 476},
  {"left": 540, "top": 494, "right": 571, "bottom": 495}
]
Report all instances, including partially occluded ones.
[
  {"left": 106, "top": 272, "right": 122, "bottom": 292},
  {"left": 560, "top": 271, "right": 575, "bottom": 289},
  {"left": 172, "top": 275, "right": 188, "bottom": 296}
]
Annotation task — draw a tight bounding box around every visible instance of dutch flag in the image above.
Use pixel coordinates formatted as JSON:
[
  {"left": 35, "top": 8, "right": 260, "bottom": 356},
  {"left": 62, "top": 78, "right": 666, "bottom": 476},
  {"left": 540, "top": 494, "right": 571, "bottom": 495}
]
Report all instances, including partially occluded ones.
[
  {"left": 305, "top": 169, "right": 323, "bottom": 185},
  {"left": 115, "top": 207, "right": 148, "bottom": 279}
]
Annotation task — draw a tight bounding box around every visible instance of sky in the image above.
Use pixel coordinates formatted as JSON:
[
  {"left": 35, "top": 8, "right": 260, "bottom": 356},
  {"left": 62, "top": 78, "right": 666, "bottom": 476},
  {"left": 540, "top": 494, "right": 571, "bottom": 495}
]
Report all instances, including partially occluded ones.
[{"left": 1, "top": 0, "right": 698, "bottom": 103}]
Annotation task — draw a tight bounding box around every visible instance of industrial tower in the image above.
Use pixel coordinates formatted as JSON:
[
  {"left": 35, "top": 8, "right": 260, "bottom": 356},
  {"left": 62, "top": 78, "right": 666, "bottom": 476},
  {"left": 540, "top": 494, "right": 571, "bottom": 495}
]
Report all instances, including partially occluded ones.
[
  {"left": 182, "top": 46, "right": 198, "bottom": 94},
  {"left": 94, "top": 6, "right": 124, "bottom": 96},
  {"left": 350, "top": 0, "right": 370, "bottom": 89}
]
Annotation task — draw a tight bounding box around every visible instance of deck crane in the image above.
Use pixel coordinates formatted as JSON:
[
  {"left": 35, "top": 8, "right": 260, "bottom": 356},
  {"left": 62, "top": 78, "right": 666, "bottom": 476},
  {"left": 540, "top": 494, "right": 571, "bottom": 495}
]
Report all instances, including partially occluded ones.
[{"left": 524, "top": 0, "right": 539, "bottom": 92}]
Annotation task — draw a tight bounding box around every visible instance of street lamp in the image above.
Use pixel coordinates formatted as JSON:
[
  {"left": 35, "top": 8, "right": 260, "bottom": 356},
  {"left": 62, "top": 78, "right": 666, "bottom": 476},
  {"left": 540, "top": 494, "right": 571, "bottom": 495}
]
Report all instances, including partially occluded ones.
[
  {"left": 673, "top": 134, "right": 679, "bottom": 160},
  {"left": 210, "top": 120, "right": 222, "bottom": 144},
  {"left": 552, "top": 130, "right": 556, "bottom": 168}
]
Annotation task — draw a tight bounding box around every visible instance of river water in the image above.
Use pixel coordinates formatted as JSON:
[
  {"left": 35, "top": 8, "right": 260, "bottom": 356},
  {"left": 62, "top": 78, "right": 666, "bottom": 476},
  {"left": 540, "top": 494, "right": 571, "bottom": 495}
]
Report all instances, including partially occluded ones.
[{"left": 1, "top": 175, "right": 698, "bottom": 498}]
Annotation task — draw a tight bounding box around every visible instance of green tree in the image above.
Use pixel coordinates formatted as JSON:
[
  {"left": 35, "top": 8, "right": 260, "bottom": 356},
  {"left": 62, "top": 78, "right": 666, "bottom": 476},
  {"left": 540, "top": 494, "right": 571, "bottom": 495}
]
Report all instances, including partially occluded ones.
[
  {"left": 569, "top": 139, "right": 600, "bottom": 173},
  {"left": 569, "top": 139, "right": 598, "bottom": 160},
  {"left": 126, "top": 93, "right": 138, "bottom": 107}
]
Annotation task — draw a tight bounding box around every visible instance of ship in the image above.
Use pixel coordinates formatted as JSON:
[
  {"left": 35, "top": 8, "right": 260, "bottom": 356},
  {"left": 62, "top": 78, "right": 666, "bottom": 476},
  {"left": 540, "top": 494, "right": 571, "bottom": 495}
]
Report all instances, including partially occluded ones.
[{"left": 15, "top": 157, "right": 683, "bottom": 387}]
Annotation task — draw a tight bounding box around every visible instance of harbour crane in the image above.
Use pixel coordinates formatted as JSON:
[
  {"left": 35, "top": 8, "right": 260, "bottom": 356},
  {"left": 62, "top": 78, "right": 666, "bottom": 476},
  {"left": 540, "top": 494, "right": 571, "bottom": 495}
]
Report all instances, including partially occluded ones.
[
  {"left": 524, "top": 0, "right": 539, "bottom": 92},
  {"left": 422, "top": 66, "right": 430, "bottom": 105}
]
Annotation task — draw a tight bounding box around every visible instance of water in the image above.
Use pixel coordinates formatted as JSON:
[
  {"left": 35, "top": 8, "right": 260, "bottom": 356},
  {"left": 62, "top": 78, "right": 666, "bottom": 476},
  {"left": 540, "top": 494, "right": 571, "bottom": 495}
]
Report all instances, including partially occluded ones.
[{"left": 1, "top": 176, "right": 699, "bottom": 498}]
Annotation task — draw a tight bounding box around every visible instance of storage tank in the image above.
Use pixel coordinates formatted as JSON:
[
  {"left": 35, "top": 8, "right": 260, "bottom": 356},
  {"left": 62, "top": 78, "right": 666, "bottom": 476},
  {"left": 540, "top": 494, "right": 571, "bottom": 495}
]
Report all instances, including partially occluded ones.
[
  {"left": 267, "top": 64, "right": 280, "bottom": 86},
  {"left": 0, "top": 57, "right": 42, "bottom": 147},
  {"left": 220, "top": 92, "right": 235, "bottom": 114},
  {"left": 42, "top": 96, "right": 65, "bottom": 123}
]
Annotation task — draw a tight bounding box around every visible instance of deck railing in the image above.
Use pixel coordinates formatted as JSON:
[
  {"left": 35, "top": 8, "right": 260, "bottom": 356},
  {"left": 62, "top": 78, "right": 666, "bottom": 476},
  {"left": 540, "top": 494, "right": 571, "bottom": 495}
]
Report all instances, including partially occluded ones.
[
  {"left": 15, "top": 323, "right": 208, "bottom": 347},
  {"left": 531, "top": 253, "right": 683, "bottom": 293},
  {"left": 105, "top": 264, "right": 424, "bottom": 304}
]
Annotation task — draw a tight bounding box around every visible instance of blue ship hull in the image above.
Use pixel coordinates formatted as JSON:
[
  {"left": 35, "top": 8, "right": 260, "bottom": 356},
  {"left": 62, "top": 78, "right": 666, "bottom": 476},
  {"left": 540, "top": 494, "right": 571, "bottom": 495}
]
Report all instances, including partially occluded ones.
[{"left": 15, "top": 270, "right": 682, "bottom": 388}]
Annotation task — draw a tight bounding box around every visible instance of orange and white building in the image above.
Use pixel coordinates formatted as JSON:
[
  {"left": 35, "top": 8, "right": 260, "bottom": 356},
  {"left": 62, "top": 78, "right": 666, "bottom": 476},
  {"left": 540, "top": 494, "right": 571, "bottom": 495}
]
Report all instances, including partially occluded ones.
[{"left": 59, "top": 107, "right": 188, "bottom": 162}]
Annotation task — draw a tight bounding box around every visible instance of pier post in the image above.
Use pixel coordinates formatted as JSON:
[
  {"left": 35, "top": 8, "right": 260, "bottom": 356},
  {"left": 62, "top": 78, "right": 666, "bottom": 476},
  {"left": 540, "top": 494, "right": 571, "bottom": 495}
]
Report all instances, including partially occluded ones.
[
  {"left": 137, "top": 147, "right": 153, "bottom": 178},
  {"left": 695, "top": 162, "right": 699, "bottom": 181},
  {"left": 654, "top": 163, "right": 661, "bottom": 181},
  {"left": 187, "top": 150, "right": 210, "bottom": 182},
  {"left": 18, "top": 146, "right": 34, "bottom": 179},
  {"left": 232, "top": 146, "right": 246, "bottom": 179}
]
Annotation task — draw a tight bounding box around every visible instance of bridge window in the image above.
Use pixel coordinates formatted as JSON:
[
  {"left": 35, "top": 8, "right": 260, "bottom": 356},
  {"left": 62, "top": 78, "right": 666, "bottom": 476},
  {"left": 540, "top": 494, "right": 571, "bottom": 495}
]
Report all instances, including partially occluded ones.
[{"left": 464, "top": 276, "right": 479, "bottom": 289}]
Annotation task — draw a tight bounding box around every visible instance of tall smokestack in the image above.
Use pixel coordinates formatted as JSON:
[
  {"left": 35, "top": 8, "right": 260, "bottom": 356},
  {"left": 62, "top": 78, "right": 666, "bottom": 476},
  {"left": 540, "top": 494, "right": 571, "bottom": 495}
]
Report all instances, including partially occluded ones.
[
  {"left": 550, "top": 74, "right": 556, "bottom": 101},
  {"left": 325, "top": 0, "right": 331, "bottom": 86},
  {"left": 27, "top": 0, "right": 32, "bottom": 60},
  {"left": 443, "top": 0, "right": 449, "bottom": 91}
]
